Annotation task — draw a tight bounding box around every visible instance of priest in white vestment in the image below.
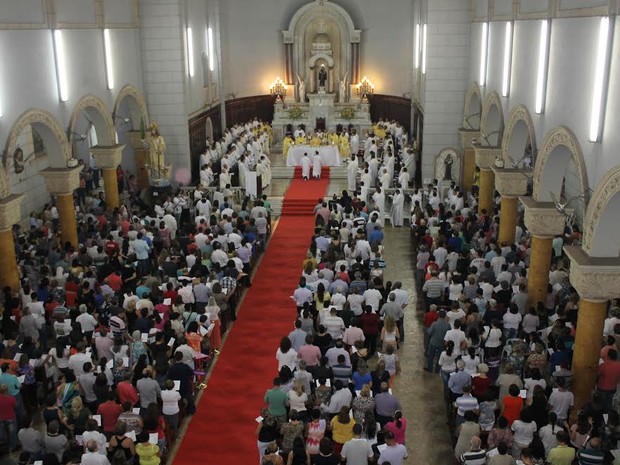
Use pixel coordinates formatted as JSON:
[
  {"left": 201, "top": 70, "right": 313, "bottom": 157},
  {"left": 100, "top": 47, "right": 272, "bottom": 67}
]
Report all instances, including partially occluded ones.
[
  {"left": 350, "top": 130, "right": 359, "bottom": 155},
  {"left": 398, "top": 169, "right": 410, "bottom": 189},
  {"left": 347, "top": 157, "right": 358, "bottom": 192},
  {"left": 372, "top": 187, "right": 386, "bottom": 226},
  {"left": 390, "top": 189, "right": 405, "bottom": 227},
  {"left": 360, "top": 170, "right": 371, "bottom": 201},
  {"left": 312, "top": 151, "right": 322, "bottom": 179},
  {"left": 219, "top": 168, "right": 232, "bottom": 189},
  {"left": 301, "top": 153, "right": 312, "bottom": 180}
]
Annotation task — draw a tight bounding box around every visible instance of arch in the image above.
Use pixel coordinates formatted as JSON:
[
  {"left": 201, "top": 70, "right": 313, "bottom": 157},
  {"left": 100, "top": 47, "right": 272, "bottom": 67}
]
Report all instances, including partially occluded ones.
[
  {"left": 581, "top": 165, "right": 620, "bottom": 257},
  {"left": 308, "top": 53, "right": 335, "bottom": 68},
  {"left": 68, "top": 94, "right": 116, "bottom": 148},
  {"left": 462, "top": 82, "right": 483, "bottom": 129},
  {"left": 501, "top": 105, "right": 537, "bottom": 166},
  {"left": 479, "top": 91, "right": 504, "bottom": 147},
  {"left": 112, "top": 84, "right": 149, "bottom": 131},
  {"left": 4, "top": 109, "right": 71, "bottom": 179},
  {"left": 283, "top": 1, "right": 360, "bottom": 44},
  {"left": 532, "top": 126, "right": 589, "bottom": 205}
]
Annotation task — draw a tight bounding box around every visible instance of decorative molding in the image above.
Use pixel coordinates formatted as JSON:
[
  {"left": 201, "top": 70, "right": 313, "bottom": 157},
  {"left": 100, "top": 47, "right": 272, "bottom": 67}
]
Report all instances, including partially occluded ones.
[
  {"left": 479, "top": 90, "right": 504, "bottom": 147},
  {"left": 473, "top": 145, "right": 502, "bottom": 170},
  {"left": 462, "top": 82, "right": 483, "bottom": 130},
  {"left": 4, "top": 108, "right": 71, "bottom": 174},
  {"left": 90, "top": 144, "right": 125, "bottom": 169},
  {"left": 501, "top": 104, "right": 537, "bottom": 163},
  {"left": 0, "top": 194, "right": 25, "bottom": 230},
  {"left": 282, "top": 0, "right": 361, "bottom": 44},
  {"left": 492, "top": 167, "right": 531, "bottom": 197},
  {"left": 112, "top": 84, "right": 150, "bottom": 129},
  {"left": 68, "top": 94, "right": 116, "bottom": 148},
  {"left": 39, "top": 166, "right": 82, "bottom": 195},
  {"left": 564, "top": 245, "right": 620, "bottom": 302},
  {"left": 520, "top": 196, "right": 569, "bottom": 237},
  {"left": 582, "top": 164, "right": 620, "bottom": 255},
  {"left": 532, "top": 126, "right": 589, "bottom": 203}
]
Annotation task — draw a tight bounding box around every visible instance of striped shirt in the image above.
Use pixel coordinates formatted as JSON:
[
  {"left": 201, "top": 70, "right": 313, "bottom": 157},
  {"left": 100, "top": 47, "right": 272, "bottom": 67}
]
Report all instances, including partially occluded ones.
[
  {"left": 422, "top": 278, "right": 445, "bottom": 298},
  {"left": 577, "top": 447, "right": 605, "bottom": 465},
  {"left": 459, "top": 449, "right": 487, "bottom": 465},
  {"left": 455, "top": 394, "right": 479, "bottom": 417}
]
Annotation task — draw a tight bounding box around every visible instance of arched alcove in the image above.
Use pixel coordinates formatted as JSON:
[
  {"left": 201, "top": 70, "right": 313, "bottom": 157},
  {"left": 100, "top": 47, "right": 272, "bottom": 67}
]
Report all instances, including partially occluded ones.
[
  {"left": 4, "top": 109, "right": 71, "bottom": 170},
  {"left": 68, "top": 95, "right": 116, "bottom": 148},
  {"left": 501, "top": 105, "right": 537, "bottom": 167},
  {"left": 533, "top": 127, "right": 589, "bottom": 202},
  {"left": 581, "top": 165, "right": 620, "bottom": 257},
  {"left": 434, "top": 147, "right": 460, "bottom": 183},
  {"left": 283, "top": 0, "right": 361, "bottom": 92},
  {"left": 462, "top": 82, "right": 482, "bottom": 130},
  {"left": 112, "top": 84, "right": 150, "bottom": 131},
  {"left": 479, "top": 91, "right": 504, "bottom": 147}
]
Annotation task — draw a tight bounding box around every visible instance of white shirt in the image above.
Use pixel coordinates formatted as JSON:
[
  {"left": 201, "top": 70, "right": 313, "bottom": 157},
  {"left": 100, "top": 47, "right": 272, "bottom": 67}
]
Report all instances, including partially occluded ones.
[
  {"left": 276, "top": 348, "right": 298, "bottom": 371},
  {"left": 81, "top": 452, "right": 110, "bottom": 465},
  {"left": 362, "top": 289, "right": 382, "bottom": 311},
  {"left": 76, "top": 313, "right": 98, "bottom": 333}
]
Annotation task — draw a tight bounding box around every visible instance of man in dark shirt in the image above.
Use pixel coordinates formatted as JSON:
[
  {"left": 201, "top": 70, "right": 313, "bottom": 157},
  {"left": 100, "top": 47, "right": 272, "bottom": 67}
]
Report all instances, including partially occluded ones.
[
  {"left": 167, "top": 351, "right": 196, "bottom": 414},
  {"left": 426, "top": 310, "right": 451, "bottom": 373}
]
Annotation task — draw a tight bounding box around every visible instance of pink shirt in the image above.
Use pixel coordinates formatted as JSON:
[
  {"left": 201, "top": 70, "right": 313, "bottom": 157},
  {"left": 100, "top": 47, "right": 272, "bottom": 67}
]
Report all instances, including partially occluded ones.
[
  {"left": 298, "top": 344, "right": 321, "bottom": 367},
  {"left": 385, "top": 419, "right": 407, "bottom": 444}
]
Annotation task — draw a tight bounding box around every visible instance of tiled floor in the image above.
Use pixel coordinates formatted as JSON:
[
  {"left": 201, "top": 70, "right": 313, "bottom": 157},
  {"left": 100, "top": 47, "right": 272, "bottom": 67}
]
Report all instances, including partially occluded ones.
[{"left": 382, "top": 227, "right": 455, "bottom": 464}]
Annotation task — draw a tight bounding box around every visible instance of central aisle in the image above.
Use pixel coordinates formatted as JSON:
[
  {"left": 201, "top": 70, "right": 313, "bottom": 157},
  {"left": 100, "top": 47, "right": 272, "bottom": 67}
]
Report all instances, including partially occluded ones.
[{"left": 173, "top": 171, "right": 329, "bottom": 464}]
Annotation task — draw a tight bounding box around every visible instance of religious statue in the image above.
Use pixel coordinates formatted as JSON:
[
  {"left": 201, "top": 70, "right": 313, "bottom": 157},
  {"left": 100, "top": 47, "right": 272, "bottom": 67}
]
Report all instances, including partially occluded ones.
[
  {"left": 318, "top": 65, "right": 328, "bottom": 89},
  {"left": 297, "top": 74, "right": 306, "bottom": 103},
  {"left": 339, "top": 72, "right": 348, "bottom": 103},
  {"left": 444, "top": 154, "right": 454, "bottom": 181},
  {"left": 143, "top": 121, "right": 172, "bottom": 184}
]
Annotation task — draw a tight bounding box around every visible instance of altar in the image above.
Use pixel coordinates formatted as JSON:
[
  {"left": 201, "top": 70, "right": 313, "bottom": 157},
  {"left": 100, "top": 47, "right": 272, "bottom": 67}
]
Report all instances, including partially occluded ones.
[
  {"left": 270, "top": 0, "right": 371, "bottom": 140},
  {"left": 287, "top": 145, "right": 341, "bottom": 166}
]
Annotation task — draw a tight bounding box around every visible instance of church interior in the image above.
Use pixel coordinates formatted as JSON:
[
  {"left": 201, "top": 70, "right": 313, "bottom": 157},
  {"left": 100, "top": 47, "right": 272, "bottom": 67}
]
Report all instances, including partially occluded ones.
[{"left": 1, "top": 0, "right": 620, "bottom": 464}]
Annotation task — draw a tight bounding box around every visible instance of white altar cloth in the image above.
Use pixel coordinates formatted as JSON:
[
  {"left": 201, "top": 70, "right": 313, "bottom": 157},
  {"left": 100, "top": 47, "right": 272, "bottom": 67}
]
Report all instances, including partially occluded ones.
[{"left": 287, "top": 145, "right": 341, "bottom": 167}]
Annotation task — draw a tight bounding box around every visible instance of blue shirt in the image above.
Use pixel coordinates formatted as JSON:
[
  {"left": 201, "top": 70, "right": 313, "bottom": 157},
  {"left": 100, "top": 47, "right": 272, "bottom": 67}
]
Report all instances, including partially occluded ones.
[
  {"left": 0, "top": 372, "right": 21, "bottom": 396},
  {"left": 131, "top": 239, "right": 150, "bottom": 260}
]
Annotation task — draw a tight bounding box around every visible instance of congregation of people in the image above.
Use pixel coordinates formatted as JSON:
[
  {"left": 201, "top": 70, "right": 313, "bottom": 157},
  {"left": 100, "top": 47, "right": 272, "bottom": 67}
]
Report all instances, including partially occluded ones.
[
  {"left": 0, "top": 119, "right": 274, "bottom": 465},
  {"left": 415, "top": 177, "right": 620, "bottom": 464}
]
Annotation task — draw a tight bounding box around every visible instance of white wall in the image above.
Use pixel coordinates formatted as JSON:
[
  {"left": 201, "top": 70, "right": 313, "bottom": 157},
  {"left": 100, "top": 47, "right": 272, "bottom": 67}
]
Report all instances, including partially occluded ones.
[
  {"left": 470, "top": 15, "right": 620, "bottom": 221},
  {"left": 421, "top": 0, "right": 472, "bottom": 180},
  {"left": 0, "top": 25, "right": 143, "bottom": 219},
  {"left": 219, "top": 0, "right": 413, "bottom": 98}
]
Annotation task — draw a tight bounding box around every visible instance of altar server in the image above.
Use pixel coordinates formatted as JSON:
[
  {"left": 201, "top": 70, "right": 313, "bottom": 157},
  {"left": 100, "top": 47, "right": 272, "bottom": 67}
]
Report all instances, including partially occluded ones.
[
  {"left": 312, "top": 151, "right": 322, "bottom": 179},
  {"left": 301, "top": 153, "right": 312, "bottom": 180}
]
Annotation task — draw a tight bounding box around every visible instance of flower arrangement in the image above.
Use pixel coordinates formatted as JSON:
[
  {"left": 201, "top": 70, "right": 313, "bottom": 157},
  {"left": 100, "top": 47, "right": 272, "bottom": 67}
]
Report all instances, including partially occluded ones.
[
  {"left": 288, "top": 106, "right": 304, "bottom": 120},
  {"left": 340, "top": 106, "right": 355, "bottom": 120}
]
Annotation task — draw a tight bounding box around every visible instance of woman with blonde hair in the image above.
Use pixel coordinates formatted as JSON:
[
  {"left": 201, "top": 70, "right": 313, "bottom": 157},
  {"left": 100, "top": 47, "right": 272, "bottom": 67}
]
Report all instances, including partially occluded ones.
[
  {"left": 352, "top": 384, "right": 375, "bottom": 425},
  {"left": 66, "top": 396, "right": 92, "bottom": 436},
  {"left": 381, "top": 316, "right": 399, "bottom": 352},
  {"left": 287, "top": 379, "right": 308, "bottom": 422}
]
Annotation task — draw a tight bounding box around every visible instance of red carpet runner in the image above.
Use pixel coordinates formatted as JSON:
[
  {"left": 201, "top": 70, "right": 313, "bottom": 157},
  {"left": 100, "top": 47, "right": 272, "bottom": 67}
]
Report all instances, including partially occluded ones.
[{"left": 173, "top": 169, "right": 330, "bottom": 465}]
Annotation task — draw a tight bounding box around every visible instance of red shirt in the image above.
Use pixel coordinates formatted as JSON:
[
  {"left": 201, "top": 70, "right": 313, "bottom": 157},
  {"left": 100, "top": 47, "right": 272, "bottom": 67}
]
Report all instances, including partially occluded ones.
[
  {"left": 117, "top": 381, "right": 139, "bottom": 406},
  {"left": 361, "top": 312, "right": 380, "bottom": 335},
  {"left": 65, "top": 281, "right": 79, "bottom": 308},
  {"left": 105, "top": 241, "right": 120, "bottom": 257},
  {"left": 502, "top": 395, "right": 523, "bottom": 425},
  {"left": 97, "top": 400, "right": 123, "bottom": 432},
  {"left": 0, "top": 394, "right": 16, "bottom": 420},
  {"left": 598, "top": 360, "right": 620, "bottom": 390},
  {"left": 106, "top": 272, "right": 123, "bottom": 292},
  {"left": 423, "top": 311, "right": 439, "bottom": 328}
]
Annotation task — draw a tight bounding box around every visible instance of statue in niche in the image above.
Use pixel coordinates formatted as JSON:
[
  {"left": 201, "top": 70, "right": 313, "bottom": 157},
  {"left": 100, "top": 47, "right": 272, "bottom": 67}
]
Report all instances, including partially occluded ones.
[
  {"left": 318, "top": 65, "right": 328, "bottom": 88},
  {"left": 339, "top": 72, "right": 348, "bottom": 103},
  {"left": 297, "top": 75, "right": 306, "bottom": 103},
  {"left": 143, "top": 121, "right": 172, "bottom": 184},
  {"left": 444, "top": 154, "right": 454, "bottom": 181}
]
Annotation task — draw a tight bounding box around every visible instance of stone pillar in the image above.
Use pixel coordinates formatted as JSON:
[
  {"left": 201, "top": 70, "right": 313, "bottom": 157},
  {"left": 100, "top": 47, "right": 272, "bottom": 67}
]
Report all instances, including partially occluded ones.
[
  {"left": 40, "top": 167, "right": 81, "bottom": 248},
  {"left": 493, "top": 167, "right": 531, "bottom": 245},
  {"left": 126, "top": 131, "right": 150, "bottom": 189},
  {"left": 284, "top": 44, "right": 294, "bottom": 85},
  {"left": 458, "top": 129, "right": 480, "bottom": 193},
  {"left": 90, "top": 144, "right": 125, "bottom": 210},
  {"left": 521, "top": 196, "right": 569, "bottom": 307},
  {"left": 564, "top": 245, "right": 620, "bottom": 411},
  {"left": 473, "top": 145, "right": 501, "bottom": 214},
  {"left": 0, "top": 194, "right": 25, "bottom": 293}
]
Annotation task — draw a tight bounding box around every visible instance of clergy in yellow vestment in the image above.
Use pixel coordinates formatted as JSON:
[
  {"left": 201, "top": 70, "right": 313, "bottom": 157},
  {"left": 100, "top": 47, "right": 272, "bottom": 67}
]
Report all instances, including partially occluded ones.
[
  {"left": 282, "top": 135, "right": 293, "bottom": 158},
  {"left": 295, "top": 136, "right": 307, "bottom": 145},
  {"left": 339, "top": 134, "right": 351, "bottom": 158},
  {"left": 309, "top": 135, "right": 322, "bottom": 147},
  {"left": 329, "top": 132, "right": 340, "bottom": 146}
]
